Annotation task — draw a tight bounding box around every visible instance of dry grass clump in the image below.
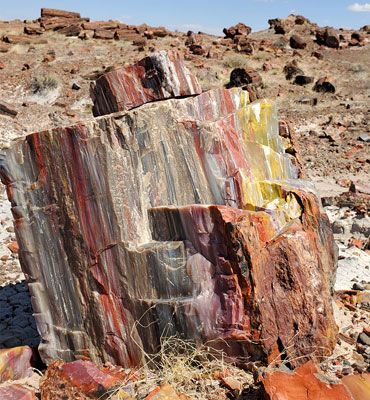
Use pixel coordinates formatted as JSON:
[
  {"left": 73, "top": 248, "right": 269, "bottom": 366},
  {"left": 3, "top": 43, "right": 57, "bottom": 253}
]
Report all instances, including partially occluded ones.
[
  {"left": 108, "top": 334, "right": 254, "bottom": 400},
  {"left": 31, "top": 74, "right": 59, "bottom": 94},
  {"left": 222, "top": 54, "right": 249, "bottom": 69}
]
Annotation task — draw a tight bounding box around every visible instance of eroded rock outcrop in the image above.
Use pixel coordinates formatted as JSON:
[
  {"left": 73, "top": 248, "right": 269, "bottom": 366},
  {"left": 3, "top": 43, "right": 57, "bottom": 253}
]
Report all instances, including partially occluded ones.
[{"left": 0, "top": 51, "right": 337, "bottom": 368}]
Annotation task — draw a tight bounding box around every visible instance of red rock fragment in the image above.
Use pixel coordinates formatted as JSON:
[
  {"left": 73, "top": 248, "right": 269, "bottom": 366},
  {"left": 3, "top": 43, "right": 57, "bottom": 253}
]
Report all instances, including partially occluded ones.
[
  {"left": 62, "top": 360, "right": 120, "bottom": 392},
  {"left": 90, "top": 50, "right": 201, "bottom": 116},
  {"left": 349, "top": 239, "right": 362, "bottom": 249},
  {"left": 261, "top": 361, "right": 353, "bottom": 399},
  {"left": 0, "top": 384, "right": 37, "bottom": 400},
  {"left": 7, "top": 241, "right": 19, "bottom": 253},
  {"left": 145, "top": 383, "right": 181, "bottom": 399},
  {"left": 40, "top": 360, "right": 122, "bottom": 399},
  {"left": 0, "top": 346, "right": 33, "bottom": 383}
]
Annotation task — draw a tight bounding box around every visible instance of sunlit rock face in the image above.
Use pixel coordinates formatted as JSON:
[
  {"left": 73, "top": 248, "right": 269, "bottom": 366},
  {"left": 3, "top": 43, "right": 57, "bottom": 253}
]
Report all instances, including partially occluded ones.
[
  {"left": 0, "top": 80, "right": 337, "bottom": 367},
  {"left": 90, "top": 50, "right": 202, "bottom": 116}
]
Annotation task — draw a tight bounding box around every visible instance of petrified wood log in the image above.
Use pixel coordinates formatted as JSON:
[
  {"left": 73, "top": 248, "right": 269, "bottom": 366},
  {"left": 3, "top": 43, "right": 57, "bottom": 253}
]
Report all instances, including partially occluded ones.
[
  {"left": 90, "top": 50, "right": 201, "bottom": 116},
  {"left": 41, "top": 8, "right": 81, "bottom": 19},
  {"left": 0, "top": 65, "right": 337, "bottom": 368}
]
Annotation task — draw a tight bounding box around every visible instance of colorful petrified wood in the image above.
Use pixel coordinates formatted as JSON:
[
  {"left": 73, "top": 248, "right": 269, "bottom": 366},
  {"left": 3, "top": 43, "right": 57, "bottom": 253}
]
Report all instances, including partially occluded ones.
[
  {"left": 0, "top": 78, "right": 337, "bottom": 367},
  {"left": 90, "top": 50, "right": 201, "bottom": 116},
  {"left": 0, "top": 346, "right": 33, "bottom": 382}
]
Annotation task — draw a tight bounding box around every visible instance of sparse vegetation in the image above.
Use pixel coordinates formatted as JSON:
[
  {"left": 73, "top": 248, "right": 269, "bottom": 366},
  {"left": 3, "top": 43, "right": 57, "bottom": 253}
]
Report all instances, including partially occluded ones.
[
  {"left": 222, "top": 54, "right": 249, "bottom": 69},
  {"left": 108, "top": 334, "right": 254, "bottom": 399},
  {"left": 31, "top": 74, "right": 59, "bottom": 94}
]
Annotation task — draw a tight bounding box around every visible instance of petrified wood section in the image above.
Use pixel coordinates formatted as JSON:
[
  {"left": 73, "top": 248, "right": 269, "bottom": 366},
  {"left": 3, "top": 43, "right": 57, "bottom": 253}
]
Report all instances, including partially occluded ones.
[
  {"left": 41, "top": 8, "right": 81, "bottom": 19},
  {"left": 0, "top": 87, "right": 337, "bottom": 367},
  {"left": 90, "top": 50, "right": 201, "bottom": 116}
]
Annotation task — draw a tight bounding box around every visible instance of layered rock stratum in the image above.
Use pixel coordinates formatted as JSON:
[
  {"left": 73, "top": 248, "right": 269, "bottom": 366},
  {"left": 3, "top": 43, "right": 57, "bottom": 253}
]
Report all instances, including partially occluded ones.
[{"left": 0, "top": 51, "right": 337, "bottom": 368}]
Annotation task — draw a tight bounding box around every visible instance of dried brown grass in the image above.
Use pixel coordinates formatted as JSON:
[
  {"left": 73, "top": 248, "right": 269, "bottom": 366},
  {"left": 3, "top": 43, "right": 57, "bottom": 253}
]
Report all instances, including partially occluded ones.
[{"left": 107, "top": 318, "right": 254, "bottom": 399}]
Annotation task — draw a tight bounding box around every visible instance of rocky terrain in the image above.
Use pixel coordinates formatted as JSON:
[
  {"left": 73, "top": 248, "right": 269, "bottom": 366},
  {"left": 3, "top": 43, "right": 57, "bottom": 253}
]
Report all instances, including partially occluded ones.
[{"left": 0, "top": 9, "right": 369, "bottom": 399}]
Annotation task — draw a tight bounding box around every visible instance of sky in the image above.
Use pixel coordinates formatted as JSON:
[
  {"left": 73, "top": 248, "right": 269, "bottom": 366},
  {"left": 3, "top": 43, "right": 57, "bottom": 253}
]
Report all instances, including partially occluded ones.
[{"left": 0, "top": 0, "right": 369, "bottom": 35}]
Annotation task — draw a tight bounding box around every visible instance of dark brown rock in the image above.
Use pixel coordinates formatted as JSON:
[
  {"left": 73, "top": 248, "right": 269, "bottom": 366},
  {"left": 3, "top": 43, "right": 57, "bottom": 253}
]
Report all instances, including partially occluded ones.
[
  {"left": 226, "top": 67, "right": 263, "bottom": 89},
  {"left": 236, "top": 38, "right": 255, "bottom": 54},
  {"left": 295, "top": 15, "right": 309, "bottom": 25},
  {"left": 82, "top": 21, "right": 119, "bottom": 31},
  {"left": 294, "top": 75, "right": 314, "bottom": 85},
  {"left": 114, "top": 30, "right": 142, "bottom": 41},
  {"left": 185, "top": 32, "right": 202, "bottom": 46},
  {"left": 311, "top": 51, "right": 323, "bottom": 59},
  {"left": 24, "top": 26, "right": 44, "bottom": 35},
  {"left": 313, "top": 77, "right": 335, "bottom": 93},
  {"left": 132, "top": 37, "right": 147, "bottom": 47},
  {"left": 150, "top": 27, "right": 168, "bottom": 38},
  {"left": 316, "top": 29, "right": 340, "bottom": 49},
  {"left": 93, "top": 30, "right": 115, "bottom": 40},
  {"left": 274, "top": 21, "right": 287, "bottom": 34},
  {"left": 290, "top": 34, "right": 307, "bottom": 49},
  {"left": 0, "top": 101, "right": 18, "bottom": 117},
  {"left": 325, "top": 30, "right": 340, "bottom": 48},
  {"left": 283, "top": 60, "right": 303, "bottom": 80},
  {"left": 223, "top": 23, "right": 251, "bottom": 39},
  {"left": 351, "top": 32, "right": 364, "bottom": 42},
  {"left": 2, "top": 35, "right": 31, "bottom": 44},
  {"left": 57, "top": 24, "right": 82, "bottom": 37},
  {"left": 189, "top": 44, "right": 205, "bottom": 55},
  {"left": 40, "top": 18, "right": 86, "bottom": 31}
]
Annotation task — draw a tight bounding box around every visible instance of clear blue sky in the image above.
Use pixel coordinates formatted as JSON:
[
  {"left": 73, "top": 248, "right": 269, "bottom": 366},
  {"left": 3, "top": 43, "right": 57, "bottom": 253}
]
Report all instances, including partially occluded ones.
[{"left": 1, "top": 0, "right": 369, "bottom": 34}]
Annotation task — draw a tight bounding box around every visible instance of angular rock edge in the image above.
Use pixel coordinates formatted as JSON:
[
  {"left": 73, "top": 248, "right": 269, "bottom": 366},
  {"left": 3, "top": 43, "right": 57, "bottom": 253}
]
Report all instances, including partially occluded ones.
[{"left": 90, "top": 50, "right": 201, "bottom": 116}]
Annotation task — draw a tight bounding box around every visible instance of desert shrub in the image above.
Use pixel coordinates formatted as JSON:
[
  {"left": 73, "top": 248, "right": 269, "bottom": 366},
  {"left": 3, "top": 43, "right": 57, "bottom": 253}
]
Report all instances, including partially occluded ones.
[
  {"left": 31, "top": 74, "right": 58, "bottom": 94},
  {"left": 222, "top": 54, "right": 249, "bottom": 69}
]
